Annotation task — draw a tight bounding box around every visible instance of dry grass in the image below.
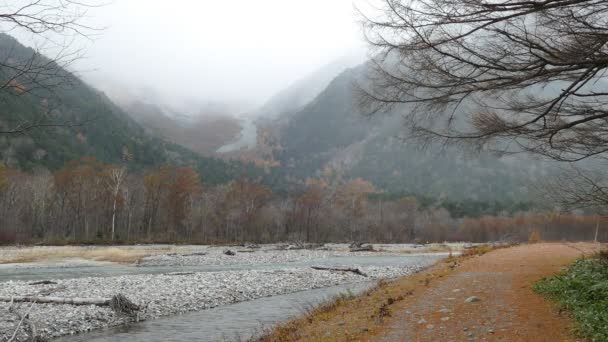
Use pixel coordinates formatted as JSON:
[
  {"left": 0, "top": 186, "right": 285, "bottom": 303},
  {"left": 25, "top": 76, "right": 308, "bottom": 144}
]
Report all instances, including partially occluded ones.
[
  {"left": 0, "top": 246, "right": 173, "bottom": 264},
  {"left": 255, "top": 289, "right": 362, "bottom": 342},
  {"left": 426, "top": 243, "right": 452, "bottom": 253},
  {"left": 461, "top": 244, "right": 493, "bottom": 257}
]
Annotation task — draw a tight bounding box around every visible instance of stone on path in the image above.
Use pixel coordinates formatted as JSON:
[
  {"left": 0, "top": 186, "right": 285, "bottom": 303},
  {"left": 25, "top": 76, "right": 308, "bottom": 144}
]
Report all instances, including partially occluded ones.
[{"left": 465, "top": 296, "right": 481, "bottom": 303}]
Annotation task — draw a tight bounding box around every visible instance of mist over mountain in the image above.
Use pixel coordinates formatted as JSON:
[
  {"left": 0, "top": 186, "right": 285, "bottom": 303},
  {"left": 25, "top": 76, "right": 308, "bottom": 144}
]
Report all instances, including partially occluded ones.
[
  {"left": 263, "top": 62, "right": 552, "bottom": 202},
  {"left": 255, "top": 53, "right": 366, "bottom": 120},
  {"left": 0, "top": 31, "right": 550, "bottom": 203},
  {"left": 0, "top": 34, "right": 256, "bottom": 183}
]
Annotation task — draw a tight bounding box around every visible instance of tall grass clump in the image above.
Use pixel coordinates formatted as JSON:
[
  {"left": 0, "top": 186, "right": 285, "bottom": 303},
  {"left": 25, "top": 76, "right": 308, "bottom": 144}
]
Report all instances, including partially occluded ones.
[{"left": 535, "top": 255, "right": 608, "bottom": 341}]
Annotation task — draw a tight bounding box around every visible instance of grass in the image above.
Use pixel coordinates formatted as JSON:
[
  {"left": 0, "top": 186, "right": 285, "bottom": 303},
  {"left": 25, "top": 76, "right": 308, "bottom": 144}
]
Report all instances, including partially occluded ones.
[
  {"left": 254, "top": 283, "right": 385, "bottom": 342},
  {"left": 461, "top": 244, "right": 495, "bottom": 257},
  {"left": 534, "top": 252, "right": 608, "bottom": 341},
  {"left": 0, "top": 246, "right": 174, "bottom": 264}
]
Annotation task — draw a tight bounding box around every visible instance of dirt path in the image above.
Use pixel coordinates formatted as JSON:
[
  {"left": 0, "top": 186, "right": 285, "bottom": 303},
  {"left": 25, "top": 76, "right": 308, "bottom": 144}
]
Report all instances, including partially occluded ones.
[
  {"left": 261, "top": 243, "right": 602, "bottom": 342},
  {"left": 377, "top": 243, "right": 598, "bottom": 341}
]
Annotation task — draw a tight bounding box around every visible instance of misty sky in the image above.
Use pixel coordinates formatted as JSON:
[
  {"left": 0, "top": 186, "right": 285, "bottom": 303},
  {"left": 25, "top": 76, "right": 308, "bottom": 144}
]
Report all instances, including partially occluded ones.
[{"left": 64, "top": 0, "right": 367, "bottom": 111}]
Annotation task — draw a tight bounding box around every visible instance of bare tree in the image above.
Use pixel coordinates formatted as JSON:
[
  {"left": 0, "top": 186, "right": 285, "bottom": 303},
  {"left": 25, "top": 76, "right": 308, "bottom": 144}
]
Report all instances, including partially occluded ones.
[
  {"left": 540, "top": 164, "right": 608, "bottom": 212},
  {"left": 359, "top": 0, "right": 608, "bottom": 162},
  {"left": 103, "top": 166, "right": 126, "bottom": 241}
]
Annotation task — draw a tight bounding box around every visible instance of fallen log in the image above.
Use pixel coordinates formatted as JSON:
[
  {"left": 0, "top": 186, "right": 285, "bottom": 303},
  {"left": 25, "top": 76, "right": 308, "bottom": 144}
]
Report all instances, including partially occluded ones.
[
  {"left": 0, "top": 296, "right": 110, "bottom": 306},
  {"left": 28, "top": 280, "right": 57, "bottom": 286},
  {"left": 0, "top": 294, "right": 140, "bottom": 316},
  {"left": 311, "top": 266, "right": 368, "bottom": 277},
  {"left": 180, "top": 252, "right": 207, "bottom": 257},
  {"left": 164, "top": 272, "right": 195, "bottom": 276}
]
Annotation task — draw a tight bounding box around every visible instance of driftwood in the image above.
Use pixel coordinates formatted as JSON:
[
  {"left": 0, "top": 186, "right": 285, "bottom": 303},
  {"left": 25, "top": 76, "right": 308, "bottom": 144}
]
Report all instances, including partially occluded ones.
[
  {"left": 8, "top": 298, "right": 47, "bottom": 342},
  {"left": 164, "top": 272, "right": 195, "bottom": 276},
  {"left": 0, "top": 294, "right": 140, "bottom": 316},
  {"left": 349, "top": 242, "right": 375, "bottom": 252},
  {"left": 311, "top": 266, "right": 368, "bottom": 277},
  {"left": 180, "top": 252, "right": 207, "bottom": 257},
  {"left": 1, "top": 296, "right": 110, "bottom": 306},
  {"left": 109, "top": 294, "right": 140, "bottom": 316},
  {"left": 269, "top": 242, "right": 326, "bottom": 251},
  {"left": 32, "top": 285, "right": 67, "bottom": 297},
  {"left": 28, "top": 281, "right": 57, "bottom": 286}
]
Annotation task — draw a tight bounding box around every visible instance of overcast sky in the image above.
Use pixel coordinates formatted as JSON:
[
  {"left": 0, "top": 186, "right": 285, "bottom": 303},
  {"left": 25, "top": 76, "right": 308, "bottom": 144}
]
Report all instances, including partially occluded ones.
[{"left": 54, "top": 0, "right": 367, "bottom": 110}]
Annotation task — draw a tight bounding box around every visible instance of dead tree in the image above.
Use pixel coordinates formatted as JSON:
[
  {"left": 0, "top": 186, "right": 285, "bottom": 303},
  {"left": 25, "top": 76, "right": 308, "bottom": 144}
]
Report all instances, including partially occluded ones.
[{"left": 539, "top": 165, "right": 608, "bottom": 212}]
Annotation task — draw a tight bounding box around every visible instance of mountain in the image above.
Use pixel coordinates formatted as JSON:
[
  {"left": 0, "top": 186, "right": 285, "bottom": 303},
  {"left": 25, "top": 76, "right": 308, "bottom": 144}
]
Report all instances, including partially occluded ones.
[
  {"left": 83, "top": 76, "right": 248, "bottom": 157},
  {"left": 267, "top": 62, "right": 551, "bottom": 201},
  {"left": 0, "top": 34, "right": 254, "bottom": 183},
  {"left": 120, "top": 100, "right": 243, "bottom": 157},
  {"left": 255, "top": 53, "right": 365, "bottom": 120}
]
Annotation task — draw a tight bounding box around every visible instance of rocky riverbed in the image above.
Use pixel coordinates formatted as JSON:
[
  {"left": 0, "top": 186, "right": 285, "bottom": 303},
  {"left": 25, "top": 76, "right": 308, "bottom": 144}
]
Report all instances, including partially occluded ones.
[{"left": 0, "top": 245, "right": 449, "bottom": 341}]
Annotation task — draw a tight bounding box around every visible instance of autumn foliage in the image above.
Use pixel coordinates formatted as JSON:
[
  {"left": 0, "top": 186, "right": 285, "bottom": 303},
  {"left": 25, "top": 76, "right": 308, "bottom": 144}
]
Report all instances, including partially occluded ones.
[{"left": 0, "top": 158, "right": 605, "bottom": 245}]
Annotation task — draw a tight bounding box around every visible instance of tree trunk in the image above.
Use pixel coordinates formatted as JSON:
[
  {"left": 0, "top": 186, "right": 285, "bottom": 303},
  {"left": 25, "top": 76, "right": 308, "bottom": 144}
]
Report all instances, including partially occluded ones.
[
  {"left": 111, "top": 197, "right": 117, "bottom": 241},
  {"left": 595, "top": 216, "right": 600, "bottom": 243}
]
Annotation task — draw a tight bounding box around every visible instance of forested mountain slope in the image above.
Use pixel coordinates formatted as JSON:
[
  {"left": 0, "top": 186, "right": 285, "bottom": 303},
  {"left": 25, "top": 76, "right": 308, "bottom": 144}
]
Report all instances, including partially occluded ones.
[
  {"left": 271, "top": 63, "right": 550, "bottom": 201},
  {"left": 0, "top": 34, "right": 254, "bottom": 183}
]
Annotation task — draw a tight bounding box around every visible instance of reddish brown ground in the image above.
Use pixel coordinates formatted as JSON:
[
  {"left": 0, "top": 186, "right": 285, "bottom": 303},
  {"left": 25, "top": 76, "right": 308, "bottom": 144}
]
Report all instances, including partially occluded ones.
[{"left": 261, "top": 243, "right": 602, "bottom": 342}]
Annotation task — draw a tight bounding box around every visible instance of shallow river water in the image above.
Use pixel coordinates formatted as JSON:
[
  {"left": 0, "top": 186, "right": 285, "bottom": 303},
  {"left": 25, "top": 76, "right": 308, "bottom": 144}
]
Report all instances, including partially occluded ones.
[
  {"left": 2, "top": 254, "right": 444, "bottom": 341},
  {"left": 0, "top": 254, "right": 441, "bottom": 282},
  {"left": 55, "top": 282, "right": 374, "bottom": 342}
]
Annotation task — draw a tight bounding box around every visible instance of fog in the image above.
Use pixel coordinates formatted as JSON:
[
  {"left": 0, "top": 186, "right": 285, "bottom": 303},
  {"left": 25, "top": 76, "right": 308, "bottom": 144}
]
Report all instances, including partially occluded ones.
[{"left": 46, "top": 0, "right": 367, "bottom": 113}]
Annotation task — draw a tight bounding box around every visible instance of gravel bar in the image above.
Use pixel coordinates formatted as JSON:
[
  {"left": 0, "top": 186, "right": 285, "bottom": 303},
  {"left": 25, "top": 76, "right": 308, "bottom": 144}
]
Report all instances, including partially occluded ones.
[{"left": 0, "top": 247, "right": 443, "bottom": 341}]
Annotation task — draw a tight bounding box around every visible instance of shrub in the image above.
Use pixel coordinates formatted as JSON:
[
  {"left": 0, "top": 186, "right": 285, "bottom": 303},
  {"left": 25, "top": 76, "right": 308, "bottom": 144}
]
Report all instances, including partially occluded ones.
[
  {"left": 535, "top": 259, "right": 608, "bottom": 341},
  {"left": 600, "top": 249, "right": 608, "bottom": 266}
]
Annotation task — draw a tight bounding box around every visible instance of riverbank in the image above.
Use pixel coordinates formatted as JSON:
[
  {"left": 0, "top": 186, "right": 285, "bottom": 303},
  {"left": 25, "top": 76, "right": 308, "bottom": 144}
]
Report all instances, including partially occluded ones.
[
  {"left": 0, "top": 244, "right": 449, "bottom": 341},
  {"left": 258, "top": 243, "right": 603, "bottom": 341},
  {"left": 0, "top": 243, "right": 458, "bottom": 265}
]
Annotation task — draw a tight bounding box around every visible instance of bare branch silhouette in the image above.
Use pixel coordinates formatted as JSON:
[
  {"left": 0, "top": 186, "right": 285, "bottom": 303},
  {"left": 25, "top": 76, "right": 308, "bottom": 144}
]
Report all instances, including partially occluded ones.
[
  {"left": 358, "top": 0, "right": 608, "bottom": 162},
  {"left": 0, "top": 0, "right": 103, "bottom": 133}
]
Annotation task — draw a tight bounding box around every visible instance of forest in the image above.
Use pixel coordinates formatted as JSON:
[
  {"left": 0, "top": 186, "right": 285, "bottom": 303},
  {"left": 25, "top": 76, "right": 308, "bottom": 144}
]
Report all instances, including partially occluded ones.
[{"left": 0, "top": 157, "right": 603, "bottom": 245}]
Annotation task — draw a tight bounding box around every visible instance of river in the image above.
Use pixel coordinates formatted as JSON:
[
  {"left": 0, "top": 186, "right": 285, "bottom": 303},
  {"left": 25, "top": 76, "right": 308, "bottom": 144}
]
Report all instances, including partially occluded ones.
[
  {"left": 1, "top": 252, "right": 445, "bottom": 341},
  {"left": 56, "top": 282, "right": 374, "bottom": 342}
]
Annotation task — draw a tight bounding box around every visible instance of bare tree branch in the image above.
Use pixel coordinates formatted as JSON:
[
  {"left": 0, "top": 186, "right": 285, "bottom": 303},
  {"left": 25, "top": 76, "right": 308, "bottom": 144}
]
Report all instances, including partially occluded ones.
[
  {"left": 358, "top": 0, "right": 608, "bottom": 162},
  {"left": 0, "top": 0, "right": 103, "bottom": 134}
]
